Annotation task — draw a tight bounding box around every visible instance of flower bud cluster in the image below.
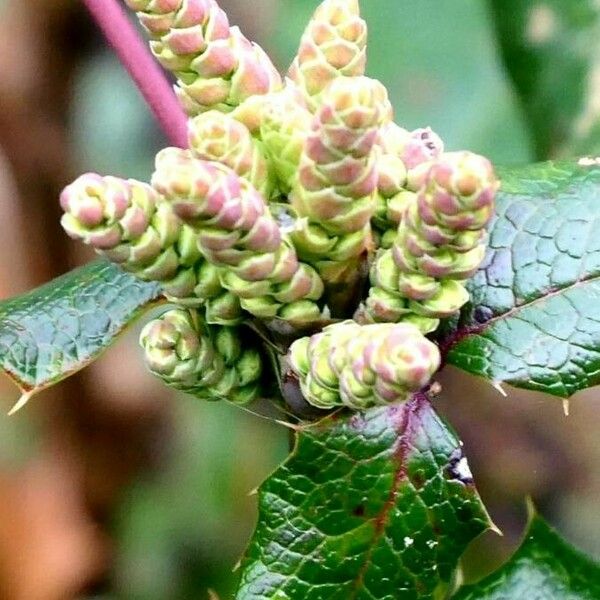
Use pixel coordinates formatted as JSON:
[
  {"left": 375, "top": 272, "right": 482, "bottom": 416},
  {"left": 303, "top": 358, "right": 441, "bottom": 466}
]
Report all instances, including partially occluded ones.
[
  {"left": 289, "top": 320, "right": 440, "bottom": 409},
  {"left": 365, "top": 151, "right": 498, "bottom": 332},
  {"left": 140, "top": 308, "right": 263, "bottom": 404},
  {"left": 125, "top": 0, "right": 282, "bottom": 115},
  {"left": 59, "top": 0, "right": 498, "bottom": 409}
]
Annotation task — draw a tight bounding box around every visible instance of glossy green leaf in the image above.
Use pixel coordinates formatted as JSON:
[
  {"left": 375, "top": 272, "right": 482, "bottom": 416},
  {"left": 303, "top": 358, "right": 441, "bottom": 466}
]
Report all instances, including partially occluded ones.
[
  {"left": 0, "top": 260, "right": 162, "bottom": 407},
  {"left": 236, "top": 395, "right": 493, "bottom": 599},
  {"left": 444, "top": 161, "right": 600, "bottom": 398},
  {"left": 454, "top": 512, "right": 600, "bottom": 599},
  {"left": 489, "top": 0, "right": 600, "bottom": 159}
]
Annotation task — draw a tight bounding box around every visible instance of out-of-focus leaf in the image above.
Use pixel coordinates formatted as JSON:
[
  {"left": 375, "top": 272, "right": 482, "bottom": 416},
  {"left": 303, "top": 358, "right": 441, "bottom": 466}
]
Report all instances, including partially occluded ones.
[
  {"left": 489, "top": 0, "right": 600, "bottom": 159},
  {"left": 0, "top": 260, "right": 162, "bottom": 408},
  {"left": 454, "top": 511, "right": 600, "bottom": 599},
  {"left": 236, "top": 395, "right": 493, "bottom": 599},
  {"left": 444, "top": 160, "right": 600, "bottom": 398}
]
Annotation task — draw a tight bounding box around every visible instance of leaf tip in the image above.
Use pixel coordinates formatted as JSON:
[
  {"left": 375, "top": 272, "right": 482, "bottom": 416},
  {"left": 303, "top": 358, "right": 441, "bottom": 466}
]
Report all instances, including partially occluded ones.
[
  {"left": 275, "top": 419, "right": 300, "bottom": 431},
  {"left": 489, "top": 520, "right": 504, "bottom": 537},
  {"left": 525, "top": 496, "right": 538, "bottom": 522},
  {"left": 491, "top": 380, "right": 508, "bottom": 397},
  {"left": 7, "top": 391, "right": 33, "bottom": 416}
]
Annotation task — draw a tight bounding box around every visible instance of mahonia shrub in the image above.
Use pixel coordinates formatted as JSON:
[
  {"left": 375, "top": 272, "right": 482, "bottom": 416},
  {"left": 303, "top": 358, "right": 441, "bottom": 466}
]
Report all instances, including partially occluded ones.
[{"left": 2, "top": 0, "right": 599, "bottom": 598}]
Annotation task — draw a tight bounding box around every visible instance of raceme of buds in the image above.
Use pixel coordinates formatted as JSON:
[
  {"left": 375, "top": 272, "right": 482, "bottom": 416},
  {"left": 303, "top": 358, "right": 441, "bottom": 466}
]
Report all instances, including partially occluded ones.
[
  {"left": 58, "top": 0, "right": 500, "bottom": 414},
  {"left": 288, "top": 0, "right": 368, "bottom": 111},
  {"left": 260, "top": 83, "right": 314, "bottom": 194},
  {"left": 125, "top": 0, "right": 282, "bottom": 116},
  {"left": 288, "top": 321, "right": 440, "bottom": 410},
  {"left": 365, "top": 151, "right": 498, "bottom": 331},
  {"left": 372, "top": 124, "right": 445, "bottom": 249},
  {"left": 61, "top": 173, "right": 197, "bottom": 296},
  {"left": 59, "top": 172, "right": 245, "bottom": 323},
  {"left": 152, "top": 148, "right": 325, "bottom": 322},
  {"left": 291, "top": 76, "right": 391, "bottom": 282},
  {"left": 140, "top": 308, "right": 262, "bottom": 404},
  {"left": 188, "top": 110, "right": 274, "bottom": 199}
]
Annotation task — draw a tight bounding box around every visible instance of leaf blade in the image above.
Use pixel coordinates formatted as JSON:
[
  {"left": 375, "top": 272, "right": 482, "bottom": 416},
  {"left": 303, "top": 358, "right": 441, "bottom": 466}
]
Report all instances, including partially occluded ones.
[
  {"left": 454, "top": 512, "right": 600, "bottom": 599},
  {"left": 0, "top": 260, "right": 162, "bottom": 399},
  {"left": 445, "top": 161, "right": 600, "bottom": 397},
  {"left": 236, "top": 395, "right": 493, "bottom": 599}
]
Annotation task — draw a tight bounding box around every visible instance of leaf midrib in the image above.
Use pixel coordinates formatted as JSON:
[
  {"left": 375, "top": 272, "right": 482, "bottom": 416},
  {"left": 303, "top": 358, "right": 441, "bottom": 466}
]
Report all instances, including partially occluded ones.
[{"left": 349, "top": 399, "right": 416, "bottom": 599}]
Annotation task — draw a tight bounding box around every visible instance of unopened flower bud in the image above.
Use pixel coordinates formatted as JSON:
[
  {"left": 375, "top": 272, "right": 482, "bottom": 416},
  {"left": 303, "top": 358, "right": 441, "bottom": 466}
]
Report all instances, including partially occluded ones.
[
  {"left": 140, "top": 308, "right": 262, "bottom": 404},
  {"left": 289, "top": 320, "right": 440, "bottom": 410}
]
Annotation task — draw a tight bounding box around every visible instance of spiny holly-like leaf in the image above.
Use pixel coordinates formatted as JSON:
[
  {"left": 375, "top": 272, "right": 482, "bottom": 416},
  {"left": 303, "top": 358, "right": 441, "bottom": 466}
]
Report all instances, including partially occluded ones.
[
  {"left": 489, "top": 0, "right": 600, "bottom": 159},
  {"left": 454, "top": 510, "right": 600, "bottom": 599},
  {"left": 443, "top": 161, "right": 600, "bottom": 398},
  {"left": 0, "top": 260, "right": 162, "bottom": 411},
  {"left": 236, "top": 394, "right": 494, "bottom": 599}
]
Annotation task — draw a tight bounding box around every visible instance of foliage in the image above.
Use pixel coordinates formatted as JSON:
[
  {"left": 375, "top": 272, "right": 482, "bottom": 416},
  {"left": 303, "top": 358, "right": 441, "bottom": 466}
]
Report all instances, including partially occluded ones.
[
  {"left": 454, "top": 511, "right": 600, "bottom": 599},
  {"left": 444, "top": 160, "right": 600, "bottom": 397}
]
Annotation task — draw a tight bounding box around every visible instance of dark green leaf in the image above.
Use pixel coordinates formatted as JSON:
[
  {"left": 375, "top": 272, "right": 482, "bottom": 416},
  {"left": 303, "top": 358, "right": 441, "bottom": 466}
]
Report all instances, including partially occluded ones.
[
  {"left": 236, "top": 395, "right": 493, "bottom": 599},
  {"left": 0, "top": 260, "right": 162, "bottom": 407},
  {"left": 454, "top": 511, "right": 600, "bottom": 599},
  {"left": 489, "top": 0, "right": 600, "bottom": 159},
  {"left": 444, "top": 161, "right": 600, "bottom": 398}
]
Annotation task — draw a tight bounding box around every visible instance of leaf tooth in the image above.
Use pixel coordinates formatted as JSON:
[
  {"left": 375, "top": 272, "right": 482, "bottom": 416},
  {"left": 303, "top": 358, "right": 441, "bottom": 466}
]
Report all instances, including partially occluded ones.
[
  {"left": 7, "top": 390, "right": 34, "bottom": 416},
  {"left": 491, "top": 380, "right": 507, "bottom": 397}
]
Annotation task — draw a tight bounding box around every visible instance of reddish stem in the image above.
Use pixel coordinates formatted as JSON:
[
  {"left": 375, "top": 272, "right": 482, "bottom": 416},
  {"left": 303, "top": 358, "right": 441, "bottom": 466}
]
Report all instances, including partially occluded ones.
[{"left": 82, "top": 0, "right": 188, "bottom": 149}]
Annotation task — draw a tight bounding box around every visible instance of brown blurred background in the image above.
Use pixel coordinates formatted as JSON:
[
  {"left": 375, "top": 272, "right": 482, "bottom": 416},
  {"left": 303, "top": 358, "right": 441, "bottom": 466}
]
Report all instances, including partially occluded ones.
[{"left": 0, "top": 1, "right": 597, "bottom": 598}]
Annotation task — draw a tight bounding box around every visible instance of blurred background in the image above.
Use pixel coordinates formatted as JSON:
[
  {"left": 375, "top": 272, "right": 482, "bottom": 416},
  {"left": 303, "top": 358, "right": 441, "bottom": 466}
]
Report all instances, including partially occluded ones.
[{"left": 0, "top": 0, "right": 598, "bottom": 598}]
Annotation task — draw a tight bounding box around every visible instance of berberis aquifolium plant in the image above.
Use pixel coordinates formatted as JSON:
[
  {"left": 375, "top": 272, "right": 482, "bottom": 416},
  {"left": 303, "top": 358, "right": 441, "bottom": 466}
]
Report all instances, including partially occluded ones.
[{"left": 1, "top": 0, "right": 599, "bottom": 598}]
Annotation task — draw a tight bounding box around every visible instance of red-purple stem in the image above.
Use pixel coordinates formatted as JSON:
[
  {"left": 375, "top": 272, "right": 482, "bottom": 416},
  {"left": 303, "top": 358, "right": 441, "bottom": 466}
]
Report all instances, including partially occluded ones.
[{"left": 82, "top": 0, "right": 188, "bottom": 149}]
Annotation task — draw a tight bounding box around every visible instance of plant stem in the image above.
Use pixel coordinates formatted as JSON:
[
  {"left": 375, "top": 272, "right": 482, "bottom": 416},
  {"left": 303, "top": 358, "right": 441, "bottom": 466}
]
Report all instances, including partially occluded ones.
[{"left": 82, "top": 0, "right": 188, "bottom": 149}]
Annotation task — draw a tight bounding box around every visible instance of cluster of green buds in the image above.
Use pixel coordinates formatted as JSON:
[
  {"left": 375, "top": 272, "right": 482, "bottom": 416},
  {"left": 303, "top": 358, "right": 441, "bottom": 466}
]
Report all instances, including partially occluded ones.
[
  {"left": 291, "top": 76, "right": 392, "bottom": 286},
  {"left": 60, "top": 172, "right": 244, "bottom": 324},
  {"left": 140, "top": 308, "right": 262, "bottom": 404},
  {"left": 124, "top": 0, "right": 282, "bottom": 115},
  {"left": 152, "top": 147, "right": 324, "bottom": 322},
  {"left": 288, "top": 321, "right": 440, "bottom": 410},
  {"left": 372, "top": 123, "right": 445, "bottom": 248},
  {"left": 59, "top": 0, "right": 498, "bottom": 411},
  {"left": 365, "top": 151, "right": 498, "bottom": 333}
]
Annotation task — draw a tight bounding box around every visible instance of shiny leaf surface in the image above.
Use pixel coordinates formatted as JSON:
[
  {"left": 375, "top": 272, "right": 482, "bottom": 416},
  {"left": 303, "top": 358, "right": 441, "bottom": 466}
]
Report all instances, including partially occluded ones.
[
  {"left": 445, "top": 161, "right": 600, "bottom": 397},
  {"left": 0, "top": 260, "right": 162, "bottom": 401},
  {"left": 454, "top": 512, "right": 600, "bottom": 599},
  {"left": 236, "top": 395, "right": 493, "bottom": 599}
]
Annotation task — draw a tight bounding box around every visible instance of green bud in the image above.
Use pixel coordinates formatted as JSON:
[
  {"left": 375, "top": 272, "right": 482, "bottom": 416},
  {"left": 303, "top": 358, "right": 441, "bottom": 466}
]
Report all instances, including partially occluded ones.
[
  {"left": 152, "top": 149, "right": 324, "bottom": 324},
  {"left": 140, "top": 308, "right": 262, "bottom": 404},
  {"left": 365, "top": 151, "right": 498, "bottom": 328},
  {"left": 188, "top": 111, "right": 274, "bottom": 199},
  {"left": 291, "top": 76, "right": 391, "bottom": 285},
  {"left": 126, "top": 0, "right": 282, "bottom": 116},
  {"left": 289, "top": 321, "right": 440, "bottom": 410},
  {"left": 288, "top": 0, "right": 368, "bottom": 110},
  {"left": 260, "top": 84, "right": 313, "bottom": 193}
]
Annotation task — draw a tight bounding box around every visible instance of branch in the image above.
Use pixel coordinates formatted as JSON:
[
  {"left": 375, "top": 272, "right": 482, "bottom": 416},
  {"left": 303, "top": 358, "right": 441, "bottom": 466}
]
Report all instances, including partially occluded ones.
[{"left": 82, "top": 0, "right": 188, "bottom": 149}]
